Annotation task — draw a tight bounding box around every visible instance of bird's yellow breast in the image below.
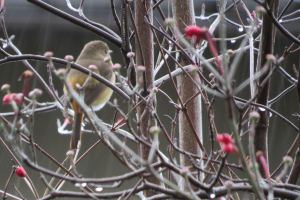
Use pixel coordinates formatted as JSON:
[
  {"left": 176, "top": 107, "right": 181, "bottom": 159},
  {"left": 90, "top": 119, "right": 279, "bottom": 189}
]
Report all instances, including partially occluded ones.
[{"left": 90, "top": 73, "right": 115, "bottom": 111}]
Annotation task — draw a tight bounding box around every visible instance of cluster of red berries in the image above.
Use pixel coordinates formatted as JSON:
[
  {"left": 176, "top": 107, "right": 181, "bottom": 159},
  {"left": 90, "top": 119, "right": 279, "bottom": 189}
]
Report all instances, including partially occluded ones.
[
  {"left": 2, "top": 93, "right": 23, "bottom": 105},
  {"left": 184, "top": 25, "right": 224, "bottom": 76},
  {"left": 216, "top": 133, "right": 234, "bottom": 154}
]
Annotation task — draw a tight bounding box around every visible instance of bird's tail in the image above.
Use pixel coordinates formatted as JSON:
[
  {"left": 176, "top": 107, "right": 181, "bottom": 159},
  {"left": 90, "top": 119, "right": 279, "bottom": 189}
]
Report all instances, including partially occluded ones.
[{"left": 71, "top": 101, "right": 84, "bottom": 149}]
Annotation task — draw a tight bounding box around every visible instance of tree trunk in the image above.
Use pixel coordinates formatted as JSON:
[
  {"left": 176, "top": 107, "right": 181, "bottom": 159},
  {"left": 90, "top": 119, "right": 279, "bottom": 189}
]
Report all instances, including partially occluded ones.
[
  {"left": 172, "top": 0, "right": 203, "bottom": 188},
  {"left": 134, "top": 0, "right": 160, "bottom": 197}
]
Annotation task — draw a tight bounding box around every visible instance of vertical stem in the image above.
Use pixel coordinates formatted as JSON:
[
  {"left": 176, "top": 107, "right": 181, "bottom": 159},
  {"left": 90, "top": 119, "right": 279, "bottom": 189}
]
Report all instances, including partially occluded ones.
[
  {"left": 287, "top": 67, "right": 300, "bottom": 184},
  {"left": 255, "top": 0, "right": 279, "bottom": 178},
  {"left": 227, "top": 97, "right": 265, "bottom": 200}
]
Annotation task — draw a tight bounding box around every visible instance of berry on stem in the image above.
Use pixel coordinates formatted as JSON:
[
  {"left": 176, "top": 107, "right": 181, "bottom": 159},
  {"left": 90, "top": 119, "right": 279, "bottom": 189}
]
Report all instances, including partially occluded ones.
[
  {"left": 2, "top": 94, "right": 10, "bottom": 104},
  {"left": 15, "top": 166, "right": 26, "bottom": 178},
  {"left": 222, "top": 133, "right": 232, "bottom": 144},
  {"left": 222, "top": 143, "right": 234, "bottom": 154},
  {"left": 184, "top": 25, "right": 223, "bottom": 75},
  {"left": 184, "top": 25, "right": 204, "bottom": 43},
  {"left": 2, "top": 93, "right": 23, "bottom": 105},
  {"left": 216, "top": 134, "right": 224, "bottom": 143}
]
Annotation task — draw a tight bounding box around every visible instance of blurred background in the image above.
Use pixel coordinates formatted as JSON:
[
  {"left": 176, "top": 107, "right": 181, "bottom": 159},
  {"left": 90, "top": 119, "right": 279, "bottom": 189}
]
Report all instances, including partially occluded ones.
[{"left": 0, "top": 0, "right": 300, "bottom": 199}]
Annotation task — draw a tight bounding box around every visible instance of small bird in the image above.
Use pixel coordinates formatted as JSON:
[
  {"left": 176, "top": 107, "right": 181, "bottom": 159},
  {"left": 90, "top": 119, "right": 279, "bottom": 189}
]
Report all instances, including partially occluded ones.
[{"left": 64, "top": 41, "right": 115, "bottom": 149}]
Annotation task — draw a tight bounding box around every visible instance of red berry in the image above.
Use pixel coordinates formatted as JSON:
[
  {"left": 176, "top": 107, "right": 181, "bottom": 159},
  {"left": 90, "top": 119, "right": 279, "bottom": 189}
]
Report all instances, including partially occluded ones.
[
  {"left": 12, "top": 93, "right": 23, "bottom": 104},
  {"left": 222, "top": 133, "right": 232, "bottom": 144},
  {"left": 117, "top": 117, "right": 125, "bottom": 125},
  {"left": 222, "top": 143, "right": 234, "bottom": 154},
  {"left": 11, "top": 93, "right": 17, "bottom": 102},
  {"left": 15, "top": 167, "right": 26, "bottom": 178},
  {"left": 185, "top": 25, "right": 202, "bottom": 37},
  {"left": 184, "top": 25, "right": 203, "bottom": 43},
  {"left": 216, "top": 134, "right": 224, "bottom": 143},
  {"left": 2, "top": 94, "right": 10, "bottom": 104}
]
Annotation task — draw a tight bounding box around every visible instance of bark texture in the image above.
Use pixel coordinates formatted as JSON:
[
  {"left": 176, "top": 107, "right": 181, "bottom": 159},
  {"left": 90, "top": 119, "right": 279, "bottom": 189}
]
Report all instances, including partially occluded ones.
[
  {"left": 255, "top": 0, "right": 279, "bottom": 178},
  {"left": 172, "top": 0, "right": 203, "bottom": 185},
  {"left": 134, "top": 0, "right": 160, "bottom": 197}
]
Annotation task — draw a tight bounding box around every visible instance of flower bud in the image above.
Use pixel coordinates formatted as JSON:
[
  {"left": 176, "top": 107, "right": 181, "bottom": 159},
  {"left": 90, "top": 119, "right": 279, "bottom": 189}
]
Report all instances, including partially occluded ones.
[
  {"left": 1, "top": 84, "right": 10, "bottom": 92},
  {"left": 136, "top": 66, "right": 146, "bottom": 74},
  {"left": 249, "top": 111, "right": 260, "bottom": 120},
  {"left": 283, "top": 156, "right": 293, "bottom": 166},
  {"left": 56, "top": 68, "right": 67, "bottom": 76},
  {"left": 104, "top": 56, "right": 111, "bottom": 63},
  {"left": 209, "top": 73, "right": 215, "bottom": 79},
  {"left": 224, "top": 180, "right": 233, "bottom": 188},
  {"left": 66, "top": 150, "right": 75, "bottom": 157},
  {"left": 152, "top": 87, "right": 158, "bottom": 93},
  {"left": 21, "top": 70, "right": 33, "bottom": 79},
  {"left": 149, "top": 126, "right": 161, "bottom": 135},
  {"left": 28, "top": 88, "right": 43, "bottom": 98},
  {"left": 89, "top": 65, "right": 98, "bottom": 71},
  {"left": 256, "top": 6, "right": 266, "bottom": 15},
  {"left": 126, "top": 52, "right": 135, "bottom": 58},
  {"left": 179, "top": 167, "right": 189, "bottom": 175},
  {"left": 227, "top": 49, "right": 234, "bottom": 55},
  {"left": 164, "top": 18, "right": 174, "bottom": 27},
  {"left": 187, "top": 65, "right": 198, "bottom": 74},
  {"left": 266, "top": 54, "right": 276, "bottom": 64},
  {"left": 112, "top": 63, "right": 122, "bottom": 71},
  {"left": 64, "top": 55, "right": 74, "bottom": 62},
  {"left": 44, "top": 51, "right": 53, "bottom": 58}
]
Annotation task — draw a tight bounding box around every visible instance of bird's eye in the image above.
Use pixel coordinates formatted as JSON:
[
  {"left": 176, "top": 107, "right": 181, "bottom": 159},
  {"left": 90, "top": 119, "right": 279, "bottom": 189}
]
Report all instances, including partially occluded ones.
[{"left": 105, "top": 50, "right": 108, "bottom": 54}]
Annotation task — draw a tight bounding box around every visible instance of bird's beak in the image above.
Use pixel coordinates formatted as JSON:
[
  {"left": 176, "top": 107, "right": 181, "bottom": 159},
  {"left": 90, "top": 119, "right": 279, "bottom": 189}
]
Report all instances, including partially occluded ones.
[{"left": 109, "top": 50, "right": 113, "bottom": 54}]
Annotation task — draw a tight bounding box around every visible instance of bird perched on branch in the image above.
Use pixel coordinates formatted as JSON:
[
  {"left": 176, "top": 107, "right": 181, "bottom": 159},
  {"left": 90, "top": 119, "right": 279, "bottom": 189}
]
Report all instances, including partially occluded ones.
[{"left": 64, "top": 40, "right": 115, "bottom": 149}]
